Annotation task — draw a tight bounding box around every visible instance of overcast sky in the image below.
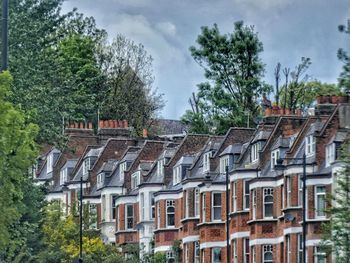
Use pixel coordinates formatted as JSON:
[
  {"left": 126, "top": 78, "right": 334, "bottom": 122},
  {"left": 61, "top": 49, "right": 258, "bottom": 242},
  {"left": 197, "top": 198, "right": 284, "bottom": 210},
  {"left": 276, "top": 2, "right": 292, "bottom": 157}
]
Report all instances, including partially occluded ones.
[{"left": 62, "top": 0, "right": 350, "bottom": 120}]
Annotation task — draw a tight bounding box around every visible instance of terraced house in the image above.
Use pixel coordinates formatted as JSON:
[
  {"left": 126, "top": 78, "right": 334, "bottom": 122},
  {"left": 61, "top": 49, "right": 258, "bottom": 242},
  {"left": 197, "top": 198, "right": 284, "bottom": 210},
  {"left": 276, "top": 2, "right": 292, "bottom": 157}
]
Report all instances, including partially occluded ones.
[{"left": 34, "top": 97, "right": 350, "bottom": 263}]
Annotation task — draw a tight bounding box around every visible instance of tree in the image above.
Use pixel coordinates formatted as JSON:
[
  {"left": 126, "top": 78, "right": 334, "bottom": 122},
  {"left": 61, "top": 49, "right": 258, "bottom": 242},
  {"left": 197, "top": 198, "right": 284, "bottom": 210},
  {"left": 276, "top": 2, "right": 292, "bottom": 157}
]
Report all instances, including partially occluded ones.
[
  {"left": 321, "top": 141, "right": 350, "bottom": 263},
  {"left": 338, "top": 20, "right": 350, "bottom": 94},
  {"left": 97, "top": 35, "right": 164, "bottom": 135},
  {"left": 182, "top": 21, "right": 271, "bottom": 134},
  {"left": 0, "top": 71, "right": 39, "bottom": 251}
]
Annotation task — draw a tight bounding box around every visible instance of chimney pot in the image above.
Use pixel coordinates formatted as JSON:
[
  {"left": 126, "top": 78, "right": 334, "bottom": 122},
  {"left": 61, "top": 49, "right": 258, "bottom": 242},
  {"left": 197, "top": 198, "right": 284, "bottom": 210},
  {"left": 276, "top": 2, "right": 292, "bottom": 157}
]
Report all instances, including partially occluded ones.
[
  {"left": 99, "top": 120, "right": 104, "bottom": 129},
  {"left": 70, "top": 122, "right": 75, "bottom": 128},
  {"left": 104, "top": 120, "right": 109, "bottom": 128},
  {"left": 143, "top": 128, "right": 148, "bottom": 138},
  {"left": 123, "top": 120, "right": 128, "bottom": 128},
  {"left": 75, "top": 122, "right": 79, "bottom": 128},
  {"left": 88, "top": 122, "right": 93, "bottom": 129},
  {"left": 113, "top": 120, "right": 118, "bottom": 128},
  {"left": 109, "top": 120, "right": 114, "bottom": 128},
  {"left": 118, "top": 120, "right": 123, "bottom": 128},
  {"left": 79, "top": 122, "right": 84, "bottom": 129}
]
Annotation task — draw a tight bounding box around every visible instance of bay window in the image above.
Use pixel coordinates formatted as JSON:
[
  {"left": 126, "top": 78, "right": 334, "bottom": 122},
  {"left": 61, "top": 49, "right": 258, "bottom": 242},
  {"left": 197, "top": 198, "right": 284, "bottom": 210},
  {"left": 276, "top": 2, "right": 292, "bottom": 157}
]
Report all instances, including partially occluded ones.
[
  {"left": 220, "top": 156, "right": 229, "bottom": 174},
  {"left": 212, "top": 192, "right": 222, "bottom": 221},
  {"left": 125, "top": 204, "right": 134, "bottom": 230},
  {"left": 166, "top": 200, "right": 175, "bottom": 227},
  {"left": 263, "top": 244, "right": 273, "bottom": 263},
  {"left": 315, "top": 186, "right": 326, "bottom": 218},
  {"left": 305, "top": 135, "right": 316, "bottom": 156},
  {"left": 271, "top": 149, "right": 280, "bottom": 170},
  {"left": 264, "top": 188, "right": 274, "bottom": 218},
  {"left": 212, "top": 248, "right": 221, "bottom": 263},
  {"left": 244, "top": 180, "right": 250, "bottom": 210}
]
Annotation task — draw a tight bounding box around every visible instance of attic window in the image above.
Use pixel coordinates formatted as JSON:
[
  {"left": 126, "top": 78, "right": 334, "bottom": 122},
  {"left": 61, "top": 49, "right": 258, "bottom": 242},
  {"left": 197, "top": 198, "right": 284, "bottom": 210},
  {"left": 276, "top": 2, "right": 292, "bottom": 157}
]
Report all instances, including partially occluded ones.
[
  {"left": 219, "top": 156, "right": 229, "bottom": 174},
  {"left": 271, "top": 149, "right": 280, "bottom": 170},
  {"left": 119, "top": 161, "right": 127, "bottom": 181},
  {"left": 131, "top": 171, "right": 141, "bottom": 189},
  {"left": 97, "top": 173, "right": 104, "bottom": 189},
  {"left": 173, "top": 166, "right": 181, "bottom": 185},
  {"left": 305, "top": 135, "right": 316, "bottom": 156},
  {"left": 82, "top": 158, "right": 91, "bottom": 176},
  {"left": 157, "top": 159, "right": 165, "bottom": 177},
  {"left": 203, "top": 151, "right": 212, "bottom": 172},
  {"left": 47, "top": 153, "right": 53, "bottom": 173},
  {"left": 326, "top": 143, "right": 335, "bottom": 167},
  {"left": 251, "top": 143, "right": 261, "bottom": 163},
  {"left": 60, "top": 168, "right": 68, "bottom": 185}
]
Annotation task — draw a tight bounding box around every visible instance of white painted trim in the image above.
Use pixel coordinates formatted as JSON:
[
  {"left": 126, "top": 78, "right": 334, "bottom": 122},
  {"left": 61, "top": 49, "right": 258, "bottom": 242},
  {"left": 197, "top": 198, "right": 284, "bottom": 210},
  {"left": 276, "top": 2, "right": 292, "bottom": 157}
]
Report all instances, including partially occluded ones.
[
  {"left": 306, "top": 239, "right": 322, "bottom": 247},
  {"left": 83, "top": 198, "right": 100, "bottom": 204},
  {"left": 182, "top": 181, "right": 201, "bottom": 190},
  {"left": 200, "top": 241, "right": 226, "bottom": 249},
  {"left": 154, "top": 245, "right": 172, "bottom": 253},
  {"left": 249, "top": 236, "right": 284, "bottom": 246},
  {"left": 101, "top": 187, "right": 123, "bottom": 196},
  {"left": 284, "top": 166, "right": 316, "bottom": 176},
  {"left": 68, "top": 183, "right": 89, "bottom": 189},
  {"left": 183, "top": 235, "right": 200, "bottom": 244},
  {"left": 115, "top": 195, "right": 137, "bottom": 206},
  {"left": 139, "top": 186, "right": 163, "bottom": 194},
  {"left": 230, "top": 231, "right": 250, "bottom": 240},
  {"left": 199, "top": 185, "right": 226, "bottom": 193},
  {"left": 230, "top": 171, "right": 257, "bottom": 182},
  {"left": 250, "top": 178, "right": 283, "bottom": 190},
  {"left": 306, "top": 178, "right": 332, "bottom": 186},
  {"left": 283, "top": 227, "right": 302, "bottom": 235},
  {"left": 154, "top": 192, "right": 183, "bottom": 202}
]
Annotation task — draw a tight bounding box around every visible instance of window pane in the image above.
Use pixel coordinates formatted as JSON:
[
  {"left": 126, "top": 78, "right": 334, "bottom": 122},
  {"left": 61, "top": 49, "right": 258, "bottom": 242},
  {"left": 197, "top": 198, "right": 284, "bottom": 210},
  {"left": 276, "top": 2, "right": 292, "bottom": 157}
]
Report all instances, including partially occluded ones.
[
  {"left": 213, "top": 193, "right": 221, "bottom": 206},
  {"left": 214, "top": 207, "right": 221, "bottom": 220}
]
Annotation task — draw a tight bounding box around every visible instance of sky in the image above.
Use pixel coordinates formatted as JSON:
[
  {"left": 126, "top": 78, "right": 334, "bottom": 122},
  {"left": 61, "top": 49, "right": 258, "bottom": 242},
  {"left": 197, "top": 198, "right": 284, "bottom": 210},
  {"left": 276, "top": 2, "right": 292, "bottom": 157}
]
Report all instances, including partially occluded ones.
[{"left": 62, "top": 0, "right": 350, "bottom": 120}]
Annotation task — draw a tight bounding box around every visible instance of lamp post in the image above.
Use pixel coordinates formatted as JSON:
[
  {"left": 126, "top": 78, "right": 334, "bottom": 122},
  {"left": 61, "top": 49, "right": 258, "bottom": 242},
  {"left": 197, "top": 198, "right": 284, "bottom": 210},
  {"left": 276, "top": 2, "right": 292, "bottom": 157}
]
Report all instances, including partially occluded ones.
[
  {"left": 225, "top": 165, "right": 230, "bottom": 263},
  {"left": 79, "top": 175, "right": 83, "bottom": 263},
  {"left": 276, "top": 153, "right": 307, "bottom": 263}
]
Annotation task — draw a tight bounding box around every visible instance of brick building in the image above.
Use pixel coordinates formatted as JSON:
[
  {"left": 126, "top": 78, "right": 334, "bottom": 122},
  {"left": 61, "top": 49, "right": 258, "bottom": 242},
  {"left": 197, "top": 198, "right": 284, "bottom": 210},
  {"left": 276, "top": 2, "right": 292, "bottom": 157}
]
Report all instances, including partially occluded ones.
[{"left": 34, "top": 98, "right": 350, "bottom": 263}]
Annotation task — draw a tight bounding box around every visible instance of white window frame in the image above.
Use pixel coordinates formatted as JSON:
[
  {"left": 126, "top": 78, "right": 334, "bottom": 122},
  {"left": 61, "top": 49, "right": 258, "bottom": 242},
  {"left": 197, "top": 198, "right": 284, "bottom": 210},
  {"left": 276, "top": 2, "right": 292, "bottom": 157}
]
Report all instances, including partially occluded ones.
[
  {"left": 140, "top": 193, "right": 145, "bottom": 220},
  {"left": 252, "top": 189, "right": 257, "bottom": 220},
  {"left": 166, "top": 200, "right": 175, "bottom": 227},
  {"left": 232, "top": 181, "right": 237, "bottom": 212},
  {"left": 251, "top": 143, "right": 260, "bottom": 163},
  {"left": 297, "top": 234, "right": 303, "bottom": 263},
  {"left": 315, "top": 185, "right": 326, "bottom": 218},
  {"left": 97, "top": 173, "right": 104, "bottom": 189},
  {"left": 203, "top": 151, "right": 212, "bottom": 172},
  {"left": 157, "top": 158, "right": 165, "bottom": 177},
  {"left": 82, "top": 158, "right": 90, "bottom": 177},
  {"left": 194, "top": 188, "right": 200, "bottom": 217},
  {"left": 325, "top": 143, "right": 335, "bottom": 167},
  {"left": 305, "top": 135, "right": 316, "bottom": 156},
  {"left": 298, "top": 175, "right": 303, "bottom": 207},
  {"left": 102, "top": 195, "right": 106, "bottom": 221},
  {"left": 233, "top": 239, "right": 237, "bottom": 263},
  {"left": 286, "top": 235, "right": 291, "bottom": 263},
  {"left": 185, "top": 243, "right": 189, "bottom": 263},
  {"left": 243, "top": 180, "right": 250, "bottom": 210},
  {"left": 60, "top": 168, "right": 68, "bottom": 186},
  {"left": 211, "top": 192, "right": 222, "bottom": 221},
  {"left": 194, "top": 241, "right": 200, "bottom": 263},
  {"left": 47, "top": 153, "right": 53, "bottom": 173},
  {"left": 202, "top": 193, "right": 206, "bottom": 222},
  {"left": 185, "top": 190, "right": 190, "bottom": 218},
  {"left": 263, "top": 244, "right": 273, "bottom": 263},
  {"left": 173, "top": 165, "right": 181, "bottom": 185},
  {"left": 202, "top": 249, "right": 205, "bottom": 263},
  {"left": 166, "top": 250, "right": 174, "bottom": 263},
  {"left": 286, "top": 176, "right": 292, "bottom": 207},
  {"left": 111, "top": 195, "right": 117, "bottom": 220},
  {"left": 157, "top": 202, "right": 161, "bottom": 228},
  {"left": 150, "top": 192, "right": 155, "bottom": 219},
  {"left": 212, "top": 247, "right": 221, "bottom": 263},
  {"left": 252, "top": 246, "right": 256, "bottom": 263},
  {"left": 314, "top": 246, "right": 326, "bottom": 263},
  {"left": 125, "top": 204, "right": 134, "bottom": 230},
  {"left": 220, "top": 156, "right": 229, "bottom": 174},
  {"left": 119, "top": 161, "right": 127, "bottom": 181},
  {"left": 243, "top": 238, "right": 250, "bottom": 263},
  {"left": 263, "top": 188, "right": 274, "bottom": 219},
  {"left": 271, "top": 149, "right": 280, "bottom": 170},
  {"left": 131, "top": 171, "right": 141, "bottom": 189}
]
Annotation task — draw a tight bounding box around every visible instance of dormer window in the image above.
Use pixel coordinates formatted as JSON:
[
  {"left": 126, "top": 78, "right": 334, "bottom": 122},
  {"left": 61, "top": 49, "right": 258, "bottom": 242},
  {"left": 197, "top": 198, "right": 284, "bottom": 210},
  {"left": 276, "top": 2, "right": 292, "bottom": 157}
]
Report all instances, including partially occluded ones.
[
  {"left": 119, "top": 162, "right": 127, "bottom": 181},
  {"left": 157, "top": 159, "right": 165, "bottom": 177},
  {"left": 219, "top": 156, "right": 229, "bottom": 174},
  {"left": 83, "top": 158, "right": 91, "bottom": 176},
  {"left": 131, "top": 171, "right": 141, "bottom": 189},
  {"left": 47, "top": 154, "right": 53, "bottom": 173},
  {"left": 60, "top": 168, "right": 68, "bottom": 185},
  {"left": 173, "top": 166, "right": 181, "bottom": 185},
  {"left": 305, "top": 135, "right": 316, "bottom": 156},
  {"left": 271, "top": 149, "right": 280, "bottom": 170},
  {"left": 251, "top": 143, "right": 261, "bottom": 163},
  {"left": 97, "top": 173, "right": 104, "bottom": 189},
  {"left": 203, "top": 151, "right": 212, "bottom": 172},
  {"left": 326, "top": 143, "right": 335, "bottom": 167}
]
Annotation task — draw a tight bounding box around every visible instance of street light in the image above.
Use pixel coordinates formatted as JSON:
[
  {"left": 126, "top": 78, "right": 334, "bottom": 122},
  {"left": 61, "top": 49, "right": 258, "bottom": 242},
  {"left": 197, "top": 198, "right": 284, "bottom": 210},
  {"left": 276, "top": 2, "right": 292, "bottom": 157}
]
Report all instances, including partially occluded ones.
[
  {"left": 79, "top": 175, "right": 83, "bottom": 263},
  {"left": 225, "top": 165, "right": 230, "bottom": 263},
  {"left": 275, "top": 153, "right": 307, "bottom": 263}
]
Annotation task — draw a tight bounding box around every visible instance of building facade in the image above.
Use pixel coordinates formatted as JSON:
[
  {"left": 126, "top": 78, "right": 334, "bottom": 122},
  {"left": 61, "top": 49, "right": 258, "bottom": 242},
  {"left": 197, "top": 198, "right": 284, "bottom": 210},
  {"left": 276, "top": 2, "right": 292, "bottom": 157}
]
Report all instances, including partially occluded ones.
[{"left": 34, "top": 98, "right": 350, "bottom": 263}]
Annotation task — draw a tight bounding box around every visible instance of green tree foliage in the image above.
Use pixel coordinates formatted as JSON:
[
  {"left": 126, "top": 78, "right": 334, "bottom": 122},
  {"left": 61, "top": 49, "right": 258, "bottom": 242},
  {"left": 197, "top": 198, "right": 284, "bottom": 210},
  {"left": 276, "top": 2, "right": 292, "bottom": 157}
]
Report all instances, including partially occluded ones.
[
  {"left": 338, "top": 20, "right": 350, "bottom": 94},
  {"left": 0, "top": 72, "right": 39, "bottom": 251},
  {"left": 322, "top": 141, "right": 350, "bottom": 262},
  {"left": 97, "top": 35, "right": 164, "bottom": 135},
  {"left": 182, "top": 21, "right": 271, "bottom": 134}
]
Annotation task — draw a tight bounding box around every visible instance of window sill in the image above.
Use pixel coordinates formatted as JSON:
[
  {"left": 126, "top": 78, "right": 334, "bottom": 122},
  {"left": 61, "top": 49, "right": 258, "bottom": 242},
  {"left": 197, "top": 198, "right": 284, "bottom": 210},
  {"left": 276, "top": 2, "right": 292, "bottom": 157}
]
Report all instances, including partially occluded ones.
[
  {"left": 282, "top": 206, "right": 302, "bottom": 212},
  {"left": 197, "top": 221, "right": 225, "bottom": 227},
  {"left": 229, "top": 210, "right": 249, "bottom": 216},
  {"left": 247, "top": 218, "right": 278, "bottom": 224},
  {"left": 181, "top": 217, "right": 200, "bottom": 223},
  {"left": 307, "top": 218, "right": 329, "bottom": 222},
  {"left": 154, "top": 227, "right": 179, "bottom": 233},
  {"left": 115, "top": 229, "right": 137, "bottom": 234}
]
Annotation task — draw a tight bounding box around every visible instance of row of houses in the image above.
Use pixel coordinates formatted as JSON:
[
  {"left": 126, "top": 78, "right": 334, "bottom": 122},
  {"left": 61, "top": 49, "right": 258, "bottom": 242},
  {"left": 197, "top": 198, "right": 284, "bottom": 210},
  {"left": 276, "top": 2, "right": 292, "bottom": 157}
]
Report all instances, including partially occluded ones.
[{"left": 34, "top": 97, "right": 350, "bottom": 263}]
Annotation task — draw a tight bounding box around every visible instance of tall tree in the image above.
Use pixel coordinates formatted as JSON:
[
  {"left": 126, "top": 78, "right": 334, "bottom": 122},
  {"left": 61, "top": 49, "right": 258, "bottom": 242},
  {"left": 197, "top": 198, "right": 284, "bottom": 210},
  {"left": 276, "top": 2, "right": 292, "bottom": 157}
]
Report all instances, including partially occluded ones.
[
  {"left": 338, "top": 20, "right": 350, "bottom": 94},
  {"left": 182, "top": 21, "right": 271, "bottom": 134},
  {"left": 0, "top": 71, "right": 38, "bottom": 251},
  {"left": 322, "top": 141, "right": 350, "bottom": 263},
  {"left": 97, "top": 35, "right": 164, "bottom": 135}
]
